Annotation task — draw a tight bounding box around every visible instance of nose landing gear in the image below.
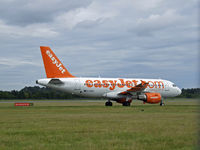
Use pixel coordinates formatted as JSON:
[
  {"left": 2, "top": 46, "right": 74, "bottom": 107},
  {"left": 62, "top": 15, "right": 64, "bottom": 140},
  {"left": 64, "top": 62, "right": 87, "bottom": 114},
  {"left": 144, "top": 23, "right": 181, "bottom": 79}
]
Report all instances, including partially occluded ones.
[{"left": 160, "top": 98, "right": 165, "bottom": 106}]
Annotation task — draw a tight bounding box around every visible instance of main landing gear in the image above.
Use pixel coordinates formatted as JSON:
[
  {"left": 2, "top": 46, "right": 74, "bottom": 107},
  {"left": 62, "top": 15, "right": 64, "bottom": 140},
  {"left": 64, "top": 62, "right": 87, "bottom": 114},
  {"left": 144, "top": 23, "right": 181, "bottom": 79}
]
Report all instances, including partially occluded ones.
[
  {"left": 105, "top": 100, "right": 113, "bottom": 106},
  {"left": 122, "top": 95, "right": 132, "bottom": 106},
  {"left": 122, "top": 101, "right": 131, "bottom": 106}
]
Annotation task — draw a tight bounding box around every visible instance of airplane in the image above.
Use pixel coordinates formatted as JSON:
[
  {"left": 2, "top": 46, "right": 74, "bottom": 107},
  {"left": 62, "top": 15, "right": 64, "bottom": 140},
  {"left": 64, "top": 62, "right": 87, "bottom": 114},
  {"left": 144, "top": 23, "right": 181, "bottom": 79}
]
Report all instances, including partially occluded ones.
[{"left": 36, "top": 46, "right": 182, "bottom": 106}]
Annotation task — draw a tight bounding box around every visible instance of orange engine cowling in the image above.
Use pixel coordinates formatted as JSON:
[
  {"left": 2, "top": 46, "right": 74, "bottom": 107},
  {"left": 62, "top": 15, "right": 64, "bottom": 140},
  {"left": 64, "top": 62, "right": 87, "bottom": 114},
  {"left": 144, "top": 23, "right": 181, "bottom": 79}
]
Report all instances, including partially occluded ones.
[
  {"left": 145, "top": 93, "right": 161, "bottom": 104},
  {"left": 138, "top": 93, "right": 161, "bottom": 104}
]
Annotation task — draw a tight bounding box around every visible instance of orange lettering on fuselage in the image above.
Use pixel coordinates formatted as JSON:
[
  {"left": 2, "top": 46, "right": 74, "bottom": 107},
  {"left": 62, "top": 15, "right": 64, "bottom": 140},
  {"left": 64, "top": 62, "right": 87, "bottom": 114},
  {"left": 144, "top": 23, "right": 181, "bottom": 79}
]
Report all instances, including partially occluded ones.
[
  {"left": 117, "top": 79, "right": 125, "bottom": 88},
  {"left": 102, "top": 80, "right": 109, "bottom": 88},
  {"left": 94, "top": 80, "right": 102, "bottom": 88},
  {"left": 154, "top": 81, "right": 164, "bottom": 89},
  {"left": 126, "top": 80, "right": 132, "bottom": 88},
  {"left": 85, "top": 79, "right": 164, "bottom": 90},
  {"left": 132, "top": 80, "right": 138, "bottom": 86},
  {"left": 85, "top": 80, "right": 93, "bottom": 88},
  {"left": 147, "top": 81, "right": 154, "bottom": 88},
  {"left": 108, "top": 80, "right": 117, "bottom": 90}
]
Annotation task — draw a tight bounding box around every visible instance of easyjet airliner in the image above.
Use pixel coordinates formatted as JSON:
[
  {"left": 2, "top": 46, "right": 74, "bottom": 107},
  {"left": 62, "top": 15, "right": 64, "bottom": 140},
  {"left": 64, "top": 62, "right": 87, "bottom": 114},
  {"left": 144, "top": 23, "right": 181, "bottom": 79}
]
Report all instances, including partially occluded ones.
[{"left": 36, "top": 46, "right": 181, "bottom": 106}]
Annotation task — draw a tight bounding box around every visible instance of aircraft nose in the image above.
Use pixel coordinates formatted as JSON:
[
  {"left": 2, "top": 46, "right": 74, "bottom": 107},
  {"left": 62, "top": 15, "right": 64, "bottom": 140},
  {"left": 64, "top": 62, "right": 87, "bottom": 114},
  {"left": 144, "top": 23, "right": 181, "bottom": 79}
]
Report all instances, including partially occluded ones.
[{"left": 177, "top": 88, "right": 182, "bottom": 95}]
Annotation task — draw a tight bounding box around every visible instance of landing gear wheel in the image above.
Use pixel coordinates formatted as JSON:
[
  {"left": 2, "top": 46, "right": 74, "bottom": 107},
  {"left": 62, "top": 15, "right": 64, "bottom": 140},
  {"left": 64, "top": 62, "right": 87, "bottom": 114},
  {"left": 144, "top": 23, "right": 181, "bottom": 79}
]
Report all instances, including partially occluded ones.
[
  {"left": 160, "top": 98, "right": 165, "bottom": 106},
  {"left": 122, "top": 101, "right": 131, "bottom": 106},
  {"left": 105, "top": 101, "right": 113, "bottom": 106},
  {"left": 160, "top": 103, "right": 165, "bottom": 106}
]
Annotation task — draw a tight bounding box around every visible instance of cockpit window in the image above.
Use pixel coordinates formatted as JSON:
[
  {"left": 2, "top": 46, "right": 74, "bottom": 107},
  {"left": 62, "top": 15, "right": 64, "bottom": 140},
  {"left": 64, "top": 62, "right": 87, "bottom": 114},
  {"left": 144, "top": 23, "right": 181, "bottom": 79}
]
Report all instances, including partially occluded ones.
[{"left": 172, "top": 84, "right": 177, "bottom": 87}]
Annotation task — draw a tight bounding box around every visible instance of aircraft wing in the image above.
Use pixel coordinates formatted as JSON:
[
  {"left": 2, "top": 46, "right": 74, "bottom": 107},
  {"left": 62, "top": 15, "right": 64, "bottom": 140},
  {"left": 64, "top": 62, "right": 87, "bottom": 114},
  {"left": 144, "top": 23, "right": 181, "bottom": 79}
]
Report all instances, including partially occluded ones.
[{"left": 119, "top": 81, "right": 149, "bottom": 95}]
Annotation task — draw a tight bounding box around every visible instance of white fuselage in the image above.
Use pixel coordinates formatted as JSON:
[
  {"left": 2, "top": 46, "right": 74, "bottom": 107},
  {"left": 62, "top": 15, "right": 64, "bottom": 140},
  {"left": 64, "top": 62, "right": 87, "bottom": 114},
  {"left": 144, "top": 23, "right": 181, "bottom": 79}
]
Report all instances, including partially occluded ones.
[{"left": 37, "top": 77, "right": 181, "bottom": 98}]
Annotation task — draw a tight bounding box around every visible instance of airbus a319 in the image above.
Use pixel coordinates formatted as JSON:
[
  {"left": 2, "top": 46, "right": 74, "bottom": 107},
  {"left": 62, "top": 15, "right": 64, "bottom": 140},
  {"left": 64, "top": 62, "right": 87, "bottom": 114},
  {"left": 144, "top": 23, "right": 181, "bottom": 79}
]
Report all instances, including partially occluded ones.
[{"left": 36, "top": 46, "right": 181, "bottom": 106}]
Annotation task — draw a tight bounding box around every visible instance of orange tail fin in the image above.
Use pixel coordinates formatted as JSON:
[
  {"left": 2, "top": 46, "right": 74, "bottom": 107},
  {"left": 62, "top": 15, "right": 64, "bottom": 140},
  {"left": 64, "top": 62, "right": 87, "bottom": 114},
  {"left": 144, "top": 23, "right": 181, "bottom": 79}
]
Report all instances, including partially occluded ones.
[{"left": 40, "top": 46, "right": 75, "bottom": 78}]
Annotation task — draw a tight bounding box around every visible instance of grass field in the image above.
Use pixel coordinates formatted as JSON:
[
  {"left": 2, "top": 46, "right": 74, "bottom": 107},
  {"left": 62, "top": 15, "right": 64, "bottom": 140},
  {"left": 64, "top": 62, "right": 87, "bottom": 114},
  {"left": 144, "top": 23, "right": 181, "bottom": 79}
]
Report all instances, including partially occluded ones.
[{"left": 0, "top": 98, "right": 199, "bottom": 150}]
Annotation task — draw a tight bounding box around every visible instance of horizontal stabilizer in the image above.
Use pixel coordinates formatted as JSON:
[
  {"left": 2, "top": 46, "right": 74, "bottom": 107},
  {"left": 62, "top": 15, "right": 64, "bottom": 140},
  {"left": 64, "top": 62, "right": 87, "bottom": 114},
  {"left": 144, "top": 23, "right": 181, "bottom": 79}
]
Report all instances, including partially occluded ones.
[{"left": 48, "top": 79, "right": 64, "bottom": 85}]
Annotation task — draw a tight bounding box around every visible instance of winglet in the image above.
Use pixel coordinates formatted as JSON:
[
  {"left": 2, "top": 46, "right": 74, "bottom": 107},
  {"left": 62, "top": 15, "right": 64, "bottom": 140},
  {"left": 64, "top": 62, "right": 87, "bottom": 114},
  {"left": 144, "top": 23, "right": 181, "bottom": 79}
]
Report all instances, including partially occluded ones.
[{"left": 40, "top": 46, "right": 75, "bottom": 78}]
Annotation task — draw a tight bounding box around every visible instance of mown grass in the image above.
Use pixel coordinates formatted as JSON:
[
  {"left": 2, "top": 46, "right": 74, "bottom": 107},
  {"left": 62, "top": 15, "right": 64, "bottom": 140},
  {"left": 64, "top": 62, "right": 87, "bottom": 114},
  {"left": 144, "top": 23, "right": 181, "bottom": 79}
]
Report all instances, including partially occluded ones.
[{"left": 0, "top": 99, "right": 199, "bottom": 150}]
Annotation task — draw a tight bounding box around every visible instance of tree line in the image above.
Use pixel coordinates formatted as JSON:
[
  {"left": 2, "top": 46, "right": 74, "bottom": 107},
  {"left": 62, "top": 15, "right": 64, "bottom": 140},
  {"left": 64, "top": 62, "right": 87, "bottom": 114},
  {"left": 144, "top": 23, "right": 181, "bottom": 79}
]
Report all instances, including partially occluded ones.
[
  {"left": 0, "top": 86, "right": 199, "bottom": 99},
  {"left": 176, "top": 88, "right": 200, "bottom": 98},
  {"left": 0, "top": 86, "right": 81, "bottom": 100}
]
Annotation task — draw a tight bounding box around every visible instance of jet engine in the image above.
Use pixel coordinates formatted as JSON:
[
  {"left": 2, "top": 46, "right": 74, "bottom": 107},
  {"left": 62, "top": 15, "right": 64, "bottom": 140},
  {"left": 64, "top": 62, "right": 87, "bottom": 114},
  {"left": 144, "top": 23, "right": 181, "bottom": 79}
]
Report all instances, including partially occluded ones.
[{"left": 138, "top": 93, "right": 161, "bottom": 104}]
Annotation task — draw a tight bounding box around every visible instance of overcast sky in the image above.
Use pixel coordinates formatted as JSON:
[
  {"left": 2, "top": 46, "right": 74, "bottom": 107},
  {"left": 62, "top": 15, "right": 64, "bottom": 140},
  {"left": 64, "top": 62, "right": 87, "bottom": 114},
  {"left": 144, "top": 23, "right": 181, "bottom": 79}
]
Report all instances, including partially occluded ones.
[{"left": 0, "top": 0, "right": 199, "bottom": 90}]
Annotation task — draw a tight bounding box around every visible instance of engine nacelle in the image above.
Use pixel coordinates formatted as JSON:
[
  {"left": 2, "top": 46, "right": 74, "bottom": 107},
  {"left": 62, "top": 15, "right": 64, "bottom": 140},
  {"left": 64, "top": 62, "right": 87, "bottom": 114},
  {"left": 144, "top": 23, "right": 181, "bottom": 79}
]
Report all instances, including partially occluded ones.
[{"left": 138, "top": 93, "right": 161, "bottom": 104}]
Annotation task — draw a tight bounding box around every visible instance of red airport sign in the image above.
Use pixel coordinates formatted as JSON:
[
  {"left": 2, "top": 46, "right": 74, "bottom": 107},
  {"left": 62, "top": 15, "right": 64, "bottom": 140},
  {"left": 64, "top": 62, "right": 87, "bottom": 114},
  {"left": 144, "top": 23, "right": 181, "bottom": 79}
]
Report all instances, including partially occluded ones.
[{"left": 14, "top": 103, "right": 33, "bottom": 106}]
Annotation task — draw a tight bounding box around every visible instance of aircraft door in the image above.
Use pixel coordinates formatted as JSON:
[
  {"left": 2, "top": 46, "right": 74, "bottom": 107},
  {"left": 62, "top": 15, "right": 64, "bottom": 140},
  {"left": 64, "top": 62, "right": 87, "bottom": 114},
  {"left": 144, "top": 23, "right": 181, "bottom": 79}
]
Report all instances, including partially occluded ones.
[{"left": 73, "top": 79, "right": 82, "bottom": 94}]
